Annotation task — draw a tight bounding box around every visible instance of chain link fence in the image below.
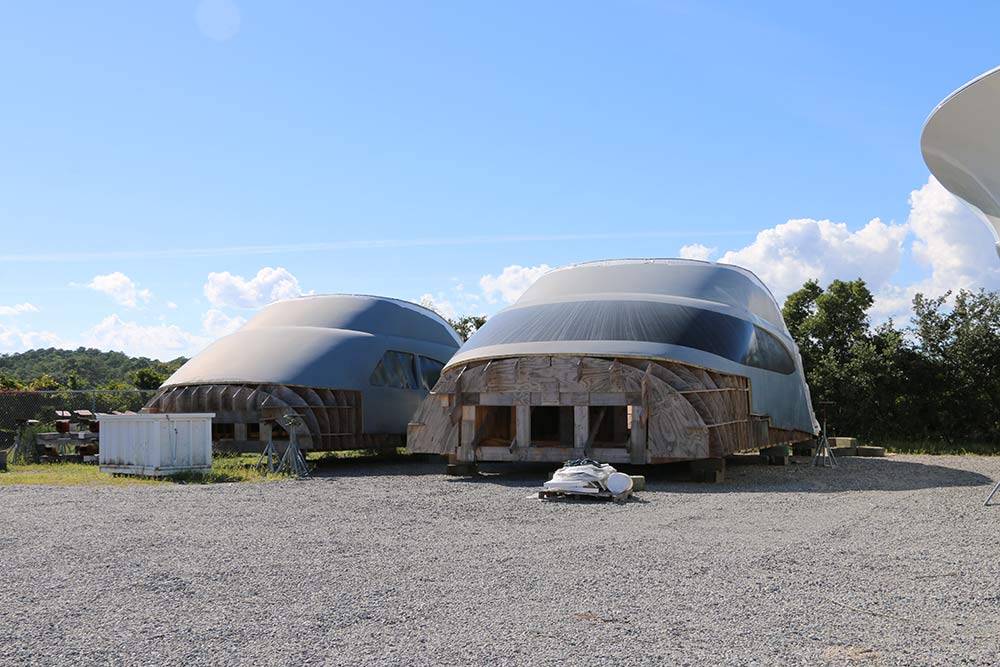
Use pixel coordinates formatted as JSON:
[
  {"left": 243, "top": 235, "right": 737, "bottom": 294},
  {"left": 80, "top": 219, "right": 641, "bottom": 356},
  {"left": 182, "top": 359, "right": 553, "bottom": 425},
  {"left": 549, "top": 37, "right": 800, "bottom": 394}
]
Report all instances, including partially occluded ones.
[{"left": 0, "top": 389, "right": 158, "bottom": 450}]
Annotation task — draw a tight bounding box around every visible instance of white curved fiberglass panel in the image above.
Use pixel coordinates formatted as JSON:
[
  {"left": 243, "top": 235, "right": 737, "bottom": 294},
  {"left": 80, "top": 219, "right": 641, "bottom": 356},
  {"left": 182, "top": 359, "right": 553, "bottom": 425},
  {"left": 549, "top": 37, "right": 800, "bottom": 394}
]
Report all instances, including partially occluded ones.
[{"left": 921, "top": 66, "right": 1000, "bottom": 258}]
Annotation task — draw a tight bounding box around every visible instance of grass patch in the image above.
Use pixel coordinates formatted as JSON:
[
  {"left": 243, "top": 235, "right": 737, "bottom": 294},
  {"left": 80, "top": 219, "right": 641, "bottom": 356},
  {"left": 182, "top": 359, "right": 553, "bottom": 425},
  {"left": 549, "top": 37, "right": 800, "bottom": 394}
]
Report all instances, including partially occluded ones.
[
  {"left": 870, "top": 440, "right": 1000, "bottom": 456},
  {"left": 307, "top": 447, "right": 409, "bottom": 463},
  {"left": 0, "top": 453, "right": 291, "bottom": 486}
]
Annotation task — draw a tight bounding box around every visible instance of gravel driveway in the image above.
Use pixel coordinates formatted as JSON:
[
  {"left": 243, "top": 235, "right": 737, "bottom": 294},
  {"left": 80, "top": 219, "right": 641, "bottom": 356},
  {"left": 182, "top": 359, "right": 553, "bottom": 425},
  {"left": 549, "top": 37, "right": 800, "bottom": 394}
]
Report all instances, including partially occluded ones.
[{"left": 2, "top": 455, "right": 999, "bottom": 666}]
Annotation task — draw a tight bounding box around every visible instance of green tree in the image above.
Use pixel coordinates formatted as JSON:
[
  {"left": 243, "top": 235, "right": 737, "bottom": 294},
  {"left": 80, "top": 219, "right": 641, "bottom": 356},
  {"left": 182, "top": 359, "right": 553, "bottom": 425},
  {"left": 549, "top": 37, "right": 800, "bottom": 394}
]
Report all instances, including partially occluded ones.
[
  {"left": 66, "top": 370, "right": 82, "bottom": 390},
  {"left": 783, "top": 278, "right": 906, "bottom": 439},
  {"left": 449, "top": 315, "right": 487, "bottom": 342},
  {"left": 0, "top": 371, "right": 23, "bottom": 389},
  {"left": 28, "top": 373, "right": 60, "bottom": 391},
  {"left": 910, "top": 289, "right": 1000, "bottom": 442},
  {"left": 130, "top": 366, "right": 167, "bottom": 390}
]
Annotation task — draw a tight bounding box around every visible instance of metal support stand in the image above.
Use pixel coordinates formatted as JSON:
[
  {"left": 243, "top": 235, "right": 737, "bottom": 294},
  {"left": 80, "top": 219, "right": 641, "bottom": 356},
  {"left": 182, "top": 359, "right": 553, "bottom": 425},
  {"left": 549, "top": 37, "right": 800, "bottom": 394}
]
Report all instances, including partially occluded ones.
[
  {"left": 9, "top": 419, "right": 40, "bottom": 464},
  {"left": 984, "top": 481, "right": 1000, "bottom": 506},
  {"left": 275, "top": 414, "right": 309, "bottom": 478},
  {"left": 255, "top": 429, "right": 280, "bottom": 474},
  {"left": 811, "top": 423, "right": 837, "bottom": 468}
]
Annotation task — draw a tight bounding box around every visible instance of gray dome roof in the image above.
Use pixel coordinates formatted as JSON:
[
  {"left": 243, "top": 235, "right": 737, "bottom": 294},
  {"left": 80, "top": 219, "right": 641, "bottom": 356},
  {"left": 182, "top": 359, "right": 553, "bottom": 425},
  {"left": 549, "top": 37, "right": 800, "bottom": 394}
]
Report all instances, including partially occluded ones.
[
  {"left": 447, "top": 259, "right": 817, "bottom": 435},
  {"left": 164, "top": 295, "right": 461, "bottom": 389}
]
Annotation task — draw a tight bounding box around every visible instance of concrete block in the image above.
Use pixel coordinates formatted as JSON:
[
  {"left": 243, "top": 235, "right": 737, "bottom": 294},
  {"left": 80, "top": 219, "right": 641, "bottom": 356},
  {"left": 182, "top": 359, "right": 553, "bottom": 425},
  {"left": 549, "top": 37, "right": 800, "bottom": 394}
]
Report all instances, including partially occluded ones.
[
  {"left": 830, "top": 447, "right": 857, "bottom": 457},
  {"left": 690, "top": 458, "right": 725, "bottom": 483},
  {"left": 856, "top": 446, "right": 886, "bottom": 457},
  {"left": 792, "top": 442, "right": 815, "bottom": 457},
  {"left": 829, "top": 437, "right": 859, "bottom": 448},
  {"left": 760, "top": 445, "right": 790, "bottom": 466},
  {"left": 446, "top": 463, "right": 478, "bottom": 476},
  {"left": 629, "top": 475, "right": 646, "bottom": 491}
]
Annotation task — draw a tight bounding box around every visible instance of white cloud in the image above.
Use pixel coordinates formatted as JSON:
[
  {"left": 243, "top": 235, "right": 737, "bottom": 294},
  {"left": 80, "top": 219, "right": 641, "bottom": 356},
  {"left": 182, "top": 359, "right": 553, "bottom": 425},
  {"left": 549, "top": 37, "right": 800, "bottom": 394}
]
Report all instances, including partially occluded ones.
[
  {"left": 0, "top": 324, "right": 61, "bottom": 352},
  {"left": 908, "top": 177, "right": 1000, "bottom": 292},
  {"left": 201, "top": 309, "right": 247, "bottom": 338},
  {"left": 717, "top": 217, "right": 909, "bottom": 302},
  {"left": 678, "top": 244, "right": 718, "bottom": 261},
  {"left": 166, "top": 301, "right": 178, "bottom": 310},
  {"left": 203, "top": 267, "right": 305, "bottom": 309},
  {"left": 86, "top": 272, "right": 152, "bottom": 308},
  {"left": 419, "top": 293, "right": 458, "bottom": 321},
  {"left": 0, "top": 303, "right": 40, "bottom": 316},
  {"left": 480, "top": 264, "right": 552, "bottom": 304},
  {"left": 699, "top": 176, "right": 1000, "bottom": 324},
  {"left": 82, "top": 315, "right": 209, "bottom": 359}
]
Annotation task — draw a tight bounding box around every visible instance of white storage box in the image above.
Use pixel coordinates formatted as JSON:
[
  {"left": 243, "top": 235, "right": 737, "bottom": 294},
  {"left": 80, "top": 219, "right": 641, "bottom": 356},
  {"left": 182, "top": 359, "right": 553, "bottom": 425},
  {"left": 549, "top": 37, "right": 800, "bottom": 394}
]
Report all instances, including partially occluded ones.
[{"left": 98, "top": 413, "right": 215, "bottom": 476}]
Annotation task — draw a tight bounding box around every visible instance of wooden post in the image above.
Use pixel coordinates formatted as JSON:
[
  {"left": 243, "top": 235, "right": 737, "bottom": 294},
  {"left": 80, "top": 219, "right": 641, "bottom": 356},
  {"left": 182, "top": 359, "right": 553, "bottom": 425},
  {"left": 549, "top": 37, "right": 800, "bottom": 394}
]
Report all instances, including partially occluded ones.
[
  {"left": 515, "top": 404, "right": 531, "bottom": 460},
  {"left": 629, "top": 405, "right": 646, "bottom": 464},
  {"left": 459, "top": 405, "right": 476, "bottom": 463},
  {"left": 573, "top": 405, "right": 589, "bottom": 457}
]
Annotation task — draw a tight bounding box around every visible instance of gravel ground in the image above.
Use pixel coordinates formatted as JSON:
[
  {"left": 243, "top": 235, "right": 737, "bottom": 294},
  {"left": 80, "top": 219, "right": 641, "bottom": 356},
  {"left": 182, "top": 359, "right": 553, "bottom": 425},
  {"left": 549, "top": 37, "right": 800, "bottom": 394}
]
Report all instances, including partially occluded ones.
[{"left": 2, "top": 454, "right": 1000, "bottom": 667}]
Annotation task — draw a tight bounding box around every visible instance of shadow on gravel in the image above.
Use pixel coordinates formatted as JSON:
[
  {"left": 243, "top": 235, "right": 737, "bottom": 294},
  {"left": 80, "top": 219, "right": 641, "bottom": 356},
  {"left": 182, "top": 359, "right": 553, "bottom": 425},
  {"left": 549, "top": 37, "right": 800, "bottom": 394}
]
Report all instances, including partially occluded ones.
[
  {"left": 309, "top": 456, "right": 444, "bottom": 479},
  {"left": 441, "top": 458, "right": 995, "bottom": 494}
]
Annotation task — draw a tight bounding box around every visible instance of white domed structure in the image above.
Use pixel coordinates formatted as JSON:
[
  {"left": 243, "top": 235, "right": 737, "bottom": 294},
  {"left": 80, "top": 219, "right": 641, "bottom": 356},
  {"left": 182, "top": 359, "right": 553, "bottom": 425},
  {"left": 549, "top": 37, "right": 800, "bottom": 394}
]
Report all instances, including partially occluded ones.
[{"left": 922, "top": 65, "right": 1000, "bottom": 258}]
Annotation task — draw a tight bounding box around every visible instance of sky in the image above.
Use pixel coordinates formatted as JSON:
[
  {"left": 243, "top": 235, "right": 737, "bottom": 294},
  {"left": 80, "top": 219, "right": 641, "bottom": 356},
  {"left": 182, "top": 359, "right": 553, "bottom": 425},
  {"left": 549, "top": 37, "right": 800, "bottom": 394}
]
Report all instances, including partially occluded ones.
[{"left": 2, "top": 1, "right": 1000, "bottom": 360}]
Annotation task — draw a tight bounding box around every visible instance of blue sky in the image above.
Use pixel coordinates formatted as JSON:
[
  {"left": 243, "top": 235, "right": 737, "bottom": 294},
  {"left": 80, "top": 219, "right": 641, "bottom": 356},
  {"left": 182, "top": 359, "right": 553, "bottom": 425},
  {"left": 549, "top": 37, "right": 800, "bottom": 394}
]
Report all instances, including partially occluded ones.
[{"left": 2, "top": 1, "right": 999, "bottom": 359}]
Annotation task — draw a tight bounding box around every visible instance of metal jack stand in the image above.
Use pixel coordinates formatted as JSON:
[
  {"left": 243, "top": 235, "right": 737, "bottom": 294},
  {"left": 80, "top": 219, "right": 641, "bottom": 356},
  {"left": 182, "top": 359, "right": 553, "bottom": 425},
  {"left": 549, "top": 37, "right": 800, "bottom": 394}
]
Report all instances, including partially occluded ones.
[
  {"left": 275, "top": 414, "right": 309, "bottom": 478},
  {"left": 9, "top": 419, "right": 40, "bottom": 464},
  {"left": 811, "top": 426, "right": 837, "bottom": 467},
  {"left": 984, "top": 481, "right": 1000, "bottom": 506},
  {"left": 255, "top": 423, "right": 280, "bottom": 474}
]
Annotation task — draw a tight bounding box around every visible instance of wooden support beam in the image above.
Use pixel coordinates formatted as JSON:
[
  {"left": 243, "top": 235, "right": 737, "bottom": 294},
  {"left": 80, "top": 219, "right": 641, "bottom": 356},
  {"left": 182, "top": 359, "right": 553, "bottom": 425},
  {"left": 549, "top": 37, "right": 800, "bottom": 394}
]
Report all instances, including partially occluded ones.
[
  {"left": 629, "top": 405, "right": 646, "bottom": 464},
  {"left": 585, "top": 406, "right": 607, "bottom": 457},
  {"left": 514, "top": 404, "right": 531, "bottom": 459},
  {"left": 459, "top": 405, "right": 476, "bottom": 463},
  {"left": 573, "top": 406, "right": 589, "bottom": 453}
]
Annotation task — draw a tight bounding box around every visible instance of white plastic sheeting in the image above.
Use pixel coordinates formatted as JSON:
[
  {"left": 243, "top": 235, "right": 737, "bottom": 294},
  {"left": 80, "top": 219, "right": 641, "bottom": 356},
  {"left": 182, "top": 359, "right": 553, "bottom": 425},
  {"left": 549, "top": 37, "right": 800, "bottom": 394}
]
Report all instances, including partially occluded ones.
[
  {"left": 98, "top": 413, "right": 214, "bottom": 476},
  {"left": 543, "top": 459, "right": 634, "bottom": 500}
]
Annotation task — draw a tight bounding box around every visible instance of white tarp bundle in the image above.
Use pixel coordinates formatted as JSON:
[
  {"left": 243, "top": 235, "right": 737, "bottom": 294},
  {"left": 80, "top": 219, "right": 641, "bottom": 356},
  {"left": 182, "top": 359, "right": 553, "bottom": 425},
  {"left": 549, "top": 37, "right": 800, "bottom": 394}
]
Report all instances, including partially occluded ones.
[{"left": 543, "top": 458, "right": 634, "bottom": 500}]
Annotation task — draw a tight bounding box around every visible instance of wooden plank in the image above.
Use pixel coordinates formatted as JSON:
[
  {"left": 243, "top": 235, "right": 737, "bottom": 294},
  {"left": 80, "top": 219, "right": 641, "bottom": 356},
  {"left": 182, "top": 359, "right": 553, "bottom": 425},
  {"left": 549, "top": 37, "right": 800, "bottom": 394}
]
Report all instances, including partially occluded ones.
[
  {"left": 476, "top": 445, "right": 630, "bottom": 463},
  {"left": 515, "top": 404, "right": 531, "bottom": 455},
  {"left": 589, "top": 392, "right": 640, "bottom": 406},
  {"left": 564, "top": 392, "right": 590, "bottom": 405},
  {"left": 629, "top": 405, "right": 646, "bottom": 464},
  {"left": 478, "top": 392, "right": 514, "bottom": 406},
  {"left": 459, "top": 393, "right": 481, "bottom": 406},
  {"left": 459, "top": 405, "right": 476, "bottom": 462},
  {"left": 573, "top": 406, "right": 589, "bottom": 450}
]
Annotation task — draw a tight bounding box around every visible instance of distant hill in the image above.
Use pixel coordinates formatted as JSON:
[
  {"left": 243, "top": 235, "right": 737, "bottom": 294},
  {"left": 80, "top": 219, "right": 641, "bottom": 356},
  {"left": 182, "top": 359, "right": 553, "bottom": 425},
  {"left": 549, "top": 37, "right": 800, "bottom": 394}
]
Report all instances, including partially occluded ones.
[{"left": 0, "top": 347, "right": 187, "bottom": 390}]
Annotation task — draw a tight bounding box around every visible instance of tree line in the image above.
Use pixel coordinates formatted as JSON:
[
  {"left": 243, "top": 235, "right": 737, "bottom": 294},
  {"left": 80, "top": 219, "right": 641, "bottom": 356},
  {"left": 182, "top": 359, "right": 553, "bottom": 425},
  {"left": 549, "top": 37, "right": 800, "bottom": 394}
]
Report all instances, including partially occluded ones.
[
  {"left": 2, "top": 287, "right": 996, "bottom": 448},
  {"left": 784, "top": 278, "right": 1000, "bottom": 446},
  {"left": 0, "top": 348, "right": 186, "bottom": 391}
]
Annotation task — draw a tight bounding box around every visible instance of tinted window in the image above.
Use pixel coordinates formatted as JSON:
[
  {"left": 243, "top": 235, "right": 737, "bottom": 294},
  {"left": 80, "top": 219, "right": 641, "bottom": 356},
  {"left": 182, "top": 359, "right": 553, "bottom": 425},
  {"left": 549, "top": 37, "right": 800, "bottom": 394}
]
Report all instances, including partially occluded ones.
[
  {"left": 464, "top": 300, "right": 796, "bottom": 374},
  {"left": 418, "top": 356, "right": 444, "bottom": 389},
  {"left": 369, "top": 350, "right": 419, "bottom": 389},
  {"left": 745, "top": 325, "right": 796, "bottom": 374}
]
